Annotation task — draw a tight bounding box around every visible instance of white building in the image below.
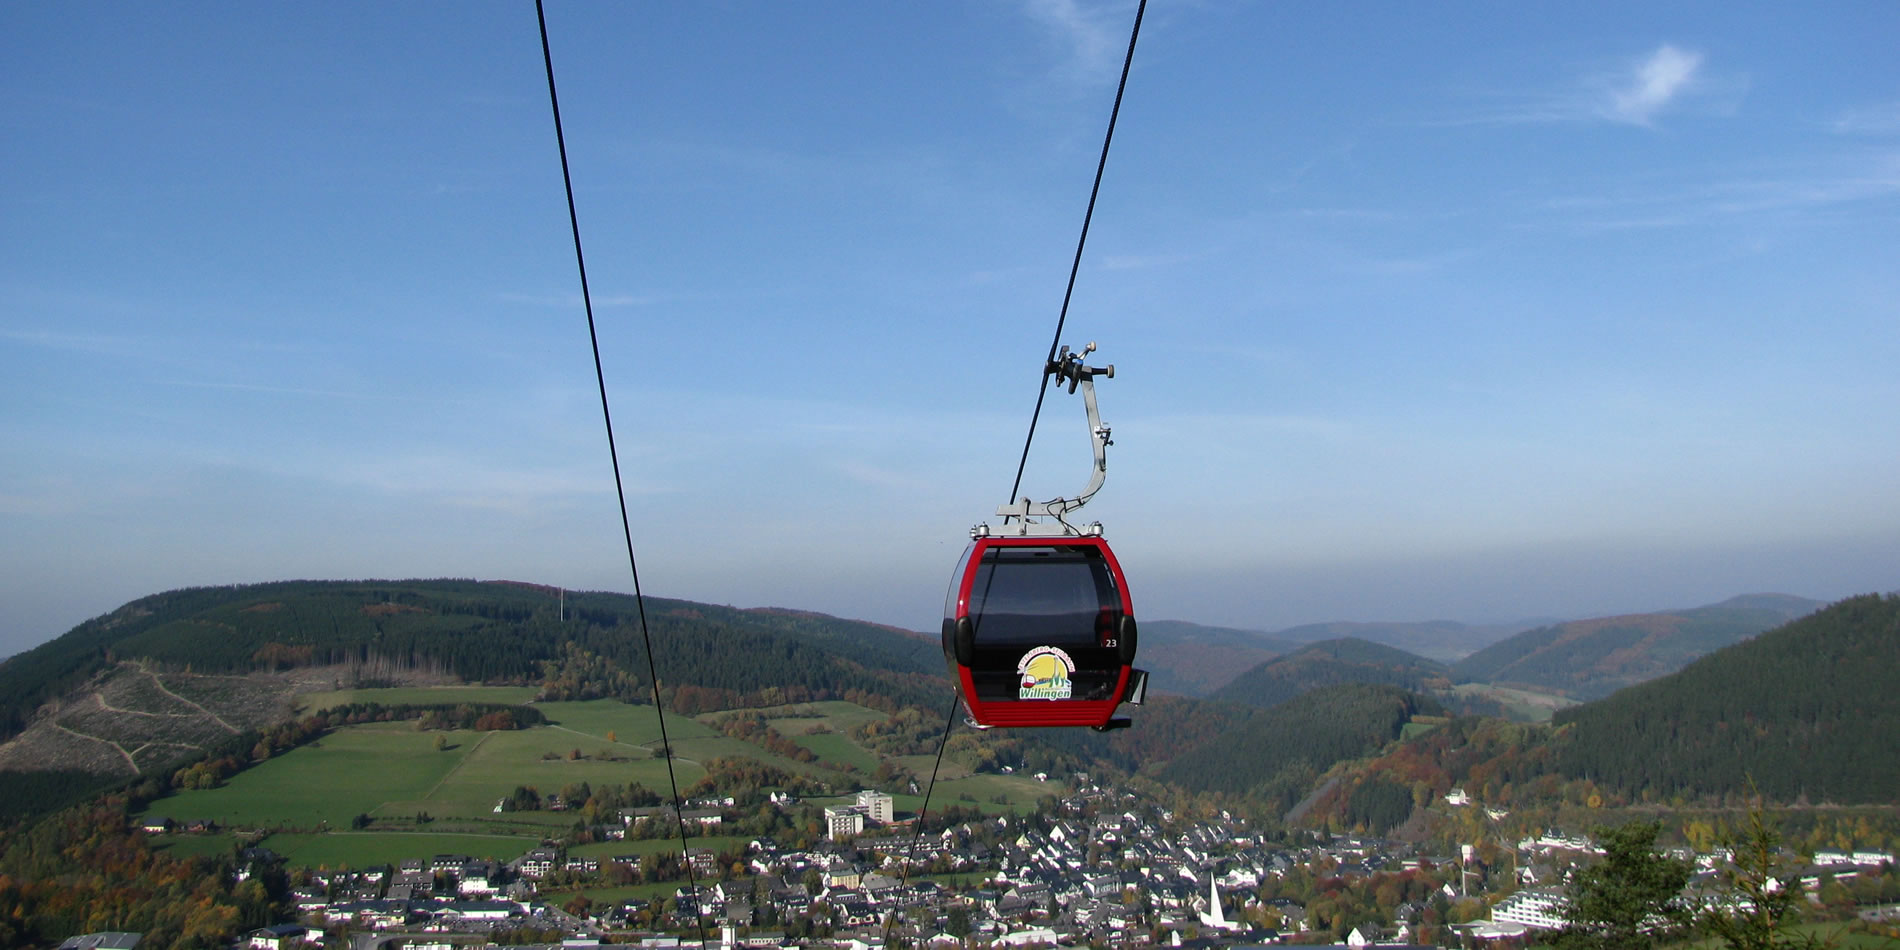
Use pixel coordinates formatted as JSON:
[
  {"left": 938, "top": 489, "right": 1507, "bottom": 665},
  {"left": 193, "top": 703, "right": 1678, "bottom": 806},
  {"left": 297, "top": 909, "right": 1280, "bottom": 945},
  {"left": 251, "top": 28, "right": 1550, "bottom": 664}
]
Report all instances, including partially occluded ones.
[
  {"left": 826, "top": 806, "right": 865, "bottom": 841},
  {"left": 1199, "top": 874, "right": 1242, "bottom": 932},
  {"left": 1491, "top": 888, "right": 1570, "bottom": 930},
  {"left": 856, "top": 790, "right": 894, "bottom": 824},
  {"left": 998, "top": 928, "right": 1058, "bottom": 947}
]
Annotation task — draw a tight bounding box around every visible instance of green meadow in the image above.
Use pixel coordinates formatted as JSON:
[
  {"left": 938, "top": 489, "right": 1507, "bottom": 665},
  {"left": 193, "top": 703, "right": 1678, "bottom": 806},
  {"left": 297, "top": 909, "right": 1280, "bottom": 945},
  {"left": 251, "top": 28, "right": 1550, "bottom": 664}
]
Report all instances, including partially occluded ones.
[
  {"left": 136, "top": 689, "right": 1033, "bottom": 868},
  {"left": 268, "top": 831, "right": 539, "bottom": 867},
  {"left": 791, "top": 732, "right": 878, "bottom": 774},
  {"left": 567, "top": 834, "right": 751, "bottom": 861},
  {"left": 144, "top": 723, "right": 459, "bottom": 828},
  {"left": 739, "top": 701, "right": 891, "bottom": 734}
]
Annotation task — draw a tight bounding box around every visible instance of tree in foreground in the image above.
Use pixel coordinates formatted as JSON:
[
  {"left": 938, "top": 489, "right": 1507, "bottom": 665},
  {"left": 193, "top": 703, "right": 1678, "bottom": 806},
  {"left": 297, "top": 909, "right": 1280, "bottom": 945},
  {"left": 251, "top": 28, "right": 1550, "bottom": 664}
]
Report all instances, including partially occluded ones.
[
  {"left": 1560, "top": 821, "right": 1693, "bottom": 950},
  {"left": 1701, "top": 794, "right": 1831, "bottom": 950}
]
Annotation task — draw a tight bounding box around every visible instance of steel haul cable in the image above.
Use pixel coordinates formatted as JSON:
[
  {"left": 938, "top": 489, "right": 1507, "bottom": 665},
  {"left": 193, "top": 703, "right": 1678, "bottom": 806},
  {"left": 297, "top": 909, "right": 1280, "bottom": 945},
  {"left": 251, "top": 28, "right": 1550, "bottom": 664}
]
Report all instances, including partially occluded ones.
[
  {"left": 907, "top": 0, "right": 1150, "bottom": 891},
  {"left": 533, "top": 1, "right": 704, "bottom": 940},
  {"left": 1006, "top": 0, "right": 1149, "bottom": 508}
]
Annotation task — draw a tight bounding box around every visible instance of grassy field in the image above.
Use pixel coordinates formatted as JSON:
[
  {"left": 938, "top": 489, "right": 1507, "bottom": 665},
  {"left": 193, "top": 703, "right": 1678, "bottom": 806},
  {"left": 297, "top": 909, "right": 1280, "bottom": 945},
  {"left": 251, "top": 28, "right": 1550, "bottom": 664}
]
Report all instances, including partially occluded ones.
[
  {"left": 1453, "top": 682, "right": 1578, "bottom": 722},
  {"left": 266, "top": 831, "right": 538, "bottom": 867},
  {"left": 927, "top": 772, "right": 1056, "bottom": 811},
  {"left": 730, "top": 701, "right": 890, "bottom": 734},
  {"left": 700, "top": 701, "right": 891, "bottom": 780},
  {"left": 136, "top": 700, "right": 727, "bottom": 863},
  {"left": 133, "top": 691, "right": 1036, "bottom": 869},
  {"left": 791, "top": 732, "right": 878, "bottom": 774},
  {"left": 150, "top": 834, "right": 241, "bottom": 860},
  {"left": 408, "top": 726, "right": 706, "bottom": 823},
  {"left": 567, "top": 834, "right": 752, "bottom": 861},
  {"left": 143, "top": 722, "right": 462, "bottom": 828},
  {"left": 542, "top": 700, "right": 714, "bottom": 745},
  {"left": 894, "top": 755, "right": 971, "bottom": 781}
]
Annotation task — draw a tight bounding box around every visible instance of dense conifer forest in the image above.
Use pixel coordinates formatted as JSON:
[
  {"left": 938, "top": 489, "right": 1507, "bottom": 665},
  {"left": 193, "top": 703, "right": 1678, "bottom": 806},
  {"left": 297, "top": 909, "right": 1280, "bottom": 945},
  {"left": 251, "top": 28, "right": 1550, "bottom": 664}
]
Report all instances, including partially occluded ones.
[
  {"left": 1550, "top": 593, "right": 1900, "bottom": 803},
  {"left": 1207, "top": 638, "right": 1450, "bottom": 710},
  {"left": 1158, "top": 683, "right": 1444, "bottom": 808},
  {"left": 1451, "top": 596, "right": 1817, "bottom": 699}
]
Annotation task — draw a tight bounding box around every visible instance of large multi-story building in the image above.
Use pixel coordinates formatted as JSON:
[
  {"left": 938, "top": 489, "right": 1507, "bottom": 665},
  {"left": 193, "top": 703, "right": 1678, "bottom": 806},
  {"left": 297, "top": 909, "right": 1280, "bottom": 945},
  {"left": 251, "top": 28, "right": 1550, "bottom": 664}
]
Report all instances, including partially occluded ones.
[
  {"left": 1491, "top": 888, "right": 1570, "bottom": 930},
  {"left": 856, "top": 790, "right": 894, "bottom": 824},
  {"left": 825, "top": 806, "right": 865, "bottom": 841},
  {"left": 823, "top": 790, "right": 894, "bottom": 840}
]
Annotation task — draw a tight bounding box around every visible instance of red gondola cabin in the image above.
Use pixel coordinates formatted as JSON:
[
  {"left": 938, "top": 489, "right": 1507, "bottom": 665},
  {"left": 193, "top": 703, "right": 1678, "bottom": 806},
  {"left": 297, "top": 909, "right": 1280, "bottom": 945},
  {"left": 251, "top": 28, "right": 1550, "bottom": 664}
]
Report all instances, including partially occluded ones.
[{"left": 942, "top": 535, "right": 1146, "bottom": 729}]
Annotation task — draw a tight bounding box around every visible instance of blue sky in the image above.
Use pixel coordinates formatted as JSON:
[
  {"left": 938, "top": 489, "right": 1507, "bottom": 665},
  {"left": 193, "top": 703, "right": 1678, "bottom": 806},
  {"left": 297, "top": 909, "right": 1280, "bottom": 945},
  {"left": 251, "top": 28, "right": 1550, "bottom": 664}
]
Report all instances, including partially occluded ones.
[{"left": 4, "top": 2, "right": 1897, "bottom": 658}]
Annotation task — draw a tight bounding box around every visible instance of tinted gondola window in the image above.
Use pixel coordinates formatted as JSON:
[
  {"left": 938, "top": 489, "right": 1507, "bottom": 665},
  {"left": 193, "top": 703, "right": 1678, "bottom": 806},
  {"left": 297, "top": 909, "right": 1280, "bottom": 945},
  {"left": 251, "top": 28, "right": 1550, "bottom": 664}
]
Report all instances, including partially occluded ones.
[{"left": 968, "top": 546, "right": 1119, "bottom": 646}]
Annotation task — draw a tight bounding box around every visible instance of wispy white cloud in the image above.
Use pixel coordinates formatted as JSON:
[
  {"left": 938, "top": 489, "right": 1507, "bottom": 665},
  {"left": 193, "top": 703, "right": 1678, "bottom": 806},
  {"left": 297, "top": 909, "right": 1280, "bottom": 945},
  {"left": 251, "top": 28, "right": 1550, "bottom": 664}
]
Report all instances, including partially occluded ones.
[
  {"left": 1429, "top": 43, "right": 1725, "bottom": 128},
  {"left": 1603, "top": 45, "right": 1703, "bottom": 125},
  {"left": 1100, "top": 251, "right": 1197, "bottom": 271},
  {"left": 832, "top": 459, "right": 935, "bottom": 494},
  {"left": 325, "top": 454, "right": 637, "bottom": 512},
  {"left": 0, "top": 327, "right": 148, "bottom": 356},
  {"left": 1019, "top": 0, "right": 1128, "bottom": 82},
  {"left": 1832, "top": 101, "right": 1900, "bottom": 136}
]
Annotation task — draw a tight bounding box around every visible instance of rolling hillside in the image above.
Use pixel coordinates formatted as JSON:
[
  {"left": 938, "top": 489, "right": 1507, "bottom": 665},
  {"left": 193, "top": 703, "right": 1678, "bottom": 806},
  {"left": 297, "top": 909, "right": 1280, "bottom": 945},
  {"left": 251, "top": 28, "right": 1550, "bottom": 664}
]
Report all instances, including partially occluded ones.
[
  {"left": 1268, "top": 619, "right": 1540, "bottom": 662},
  {"left": 1207, "top": 637, "right": 1451, "bottom": 710},
  {"left": 1451, "top": 593, "right": 1818, "bottom": 699},
  {"left": 1294, "top": 593, "right": 1900, "bottom": 828},
  {"left": 1550, "top": 592, "right": 1900, "bottom": 803},
  {"left": 1136, "top": 620, "right": 1303, "bottom": 696},
  {"left": 0, "top": 579, "right": 943, "bottom": 747},
  {"left": 1156, "top": 683, "right": 1444, "bottom": 811}
]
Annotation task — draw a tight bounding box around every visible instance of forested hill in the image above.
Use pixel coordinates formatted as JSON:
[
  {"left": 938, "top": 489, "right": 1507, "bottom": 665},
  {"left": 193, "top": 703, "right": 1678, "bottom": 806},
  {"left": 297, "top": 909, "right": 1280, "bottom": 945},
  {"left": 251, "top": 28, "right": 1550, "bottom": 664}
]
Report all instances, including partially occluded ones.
[
  {"left": 1451, "top": 593, "right": 1819, "bottom": 699},
  {"left": 1157, "top": 683, "right": 1445, "bottom": 813},
  {"left": 1135, "top": 620, "right": 1303, "bottom": 696},
  {"left": 1295, "top": 593, "right": 1900, "bottom": 826},
  {"left": 1207, "top": 637, "right": 1450, "bottom": 710},
  {"left": 1549, "top": 592, "right": 1900, "bottom": 803},
  {"left": 0, "top": 579, "right": 942, "bottom": 741},
  {"left": 1267, "top": 619, "right": 1535, "bottom": 663}
]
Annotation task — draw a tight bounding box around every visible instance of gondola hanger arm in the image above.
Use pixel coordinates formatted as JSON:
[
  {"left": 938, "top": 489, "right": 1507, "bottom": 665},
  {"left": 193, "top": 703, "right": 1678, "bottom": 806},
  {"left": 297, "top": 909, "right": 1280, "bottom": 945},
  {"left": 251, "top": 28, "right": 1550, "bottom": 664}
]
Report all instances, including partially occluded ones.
[{"left": 984, "top": 342, "right": 1116, "bottom": 538}]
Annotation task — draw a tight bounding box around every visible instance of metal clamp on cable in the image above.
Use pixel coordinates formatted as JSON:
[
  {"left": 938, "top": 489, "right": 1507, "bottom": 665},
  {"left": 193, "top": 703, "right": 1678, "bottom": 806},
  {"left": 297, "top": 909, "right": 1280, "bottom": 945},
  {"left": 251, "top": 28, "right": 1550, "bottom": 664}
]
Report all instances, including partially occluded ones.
[
  {"left": 1048, "top": 341, "right": 1115, "bottom": 393},
  {"left": 991, "top": 341, "right": 1118, "bottom": 536}
]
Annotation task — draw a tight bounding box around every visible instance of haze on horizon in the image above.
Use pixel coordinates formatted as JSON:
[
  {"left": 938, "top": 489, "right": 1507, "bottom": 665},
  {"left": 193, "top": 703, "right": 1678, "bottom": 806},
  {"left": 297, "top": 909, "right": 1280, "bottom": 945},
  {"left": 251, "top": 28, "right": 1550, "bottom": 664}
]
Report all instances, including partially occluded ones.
[{"left": 4, "top": 3, "right": 1898, "bottom": 660}]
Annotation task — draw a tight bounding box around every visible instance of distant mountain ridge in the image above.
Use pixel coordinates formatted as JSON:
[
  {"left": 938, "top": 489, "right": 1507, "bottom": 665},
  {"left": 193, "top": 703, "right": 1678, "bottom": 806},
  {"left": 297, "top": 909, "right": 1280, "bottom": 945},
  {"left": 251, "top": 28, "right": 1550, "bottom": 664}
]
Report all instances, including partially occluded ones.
[
  {"left": 1207, "top": 637, "right": 1451, "bottom": 710},
  {"left": 1135, "top": 620, "right": 1303, "bottom": 696},
  {"left": 1451, "top": 593, "right": 1820, "bottom": 699},
  {"left": 1267, "top": 619, "right": 1542, "bottom": 662}
]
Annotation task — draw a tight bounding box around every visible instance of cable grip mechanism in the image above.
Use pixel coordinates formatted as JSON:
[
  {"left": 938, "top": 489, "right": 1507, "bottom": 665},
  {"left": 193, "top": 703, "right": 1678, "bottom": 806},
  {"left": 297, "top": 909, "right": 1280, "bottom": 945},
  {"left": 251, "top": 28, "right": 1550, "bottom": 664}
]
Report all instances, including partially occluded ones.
[{"left": 986, "top": 342, "right": 1117, "bottom": 537}]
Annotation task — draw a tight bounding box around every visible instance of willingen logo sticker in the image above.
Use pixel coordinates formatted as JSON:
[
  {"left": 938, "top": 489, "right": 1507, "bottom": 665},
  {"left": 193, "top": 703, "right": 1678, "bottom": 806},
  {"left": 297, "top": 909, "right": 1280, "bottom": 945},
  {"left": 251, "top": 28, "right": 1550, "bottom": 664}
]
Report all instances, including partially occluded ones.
[{"left": 1016, "top": 646, "right": 1075, "bottom": 700}]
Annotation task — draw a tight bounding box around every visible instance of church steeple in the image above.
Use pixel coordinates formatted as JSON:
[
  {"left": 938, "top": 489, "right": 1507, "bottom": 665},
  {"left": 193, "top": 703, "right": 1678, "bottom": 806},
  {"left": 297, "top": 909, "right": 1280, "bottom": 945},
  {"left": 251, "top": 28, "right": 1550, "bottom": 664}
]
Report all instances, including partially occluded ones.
[{"left": 1200, "top": 871, "right": 1229, "bottom": 930}]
